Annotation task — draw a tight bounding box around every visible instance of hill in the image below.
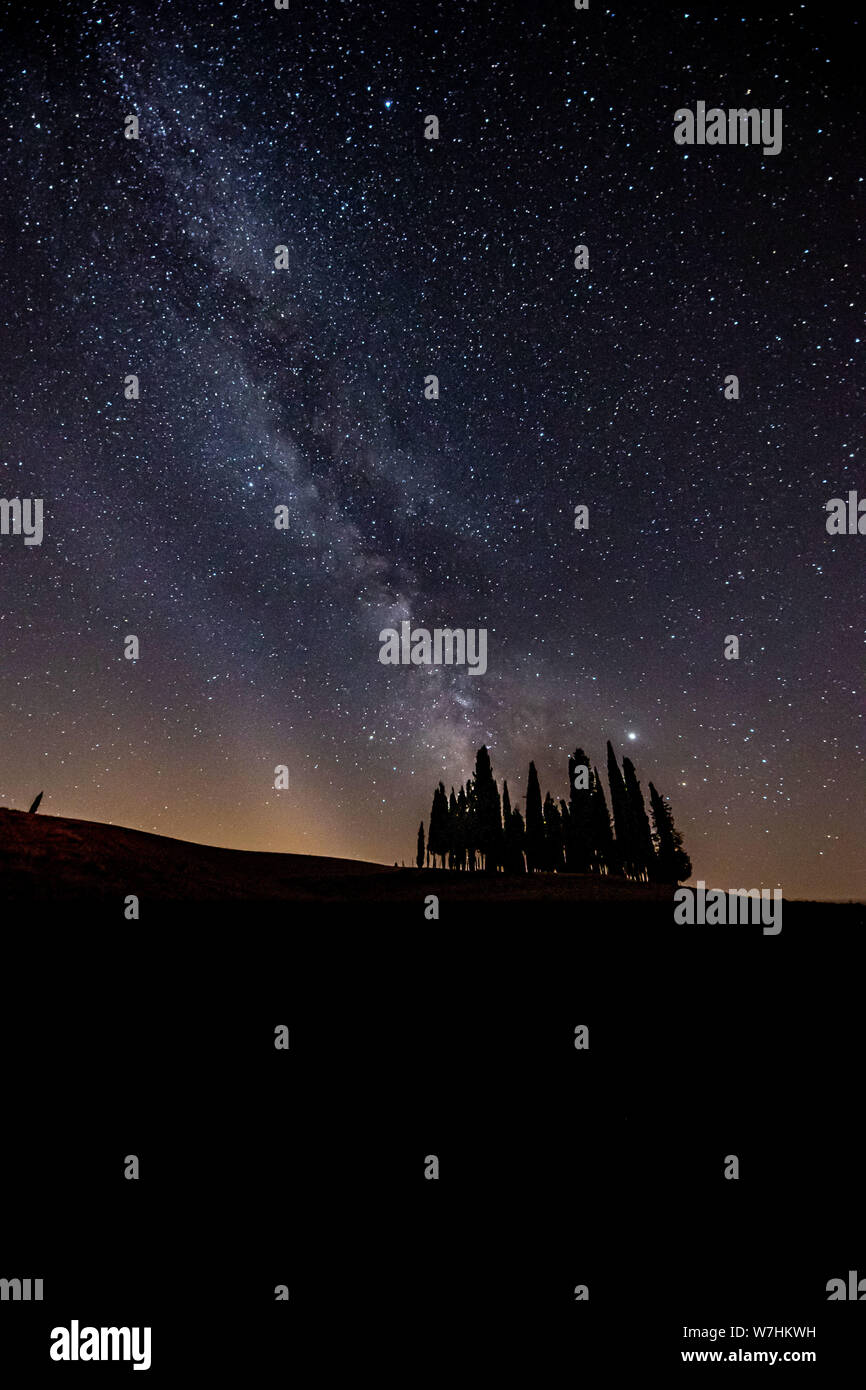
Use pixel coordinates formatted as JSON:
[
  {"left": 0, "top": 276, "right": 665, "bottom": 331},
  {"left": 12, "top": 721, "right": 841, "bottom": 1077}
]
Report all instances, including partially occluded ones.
[
  {"left": 0, "top": 807, "right": 674, "bottom": 913},
  {"left": 0, "top": 809, "right": 388, "bottom": 906},
  {"left": 2, "top": 810, "right": 862, "bottom": 930}
]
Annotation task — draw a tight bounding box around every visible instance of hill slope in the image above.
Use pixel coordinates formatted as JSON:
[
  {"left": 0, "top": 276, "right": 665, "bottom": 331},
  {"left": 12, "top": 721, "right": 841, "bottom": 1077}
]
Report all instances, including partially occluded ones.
[{"left": 0, "top": 809, "right": 390, "bottom": 905}]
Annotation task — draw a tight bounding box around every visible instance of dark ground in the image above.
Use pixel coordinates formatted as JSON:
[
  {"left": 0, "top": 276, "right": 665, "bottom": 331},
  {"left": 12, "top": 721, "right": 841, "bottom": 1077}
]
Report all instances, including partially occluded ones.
[{"left": 1, "top": 812, "right": 864, "bottom": 1377}]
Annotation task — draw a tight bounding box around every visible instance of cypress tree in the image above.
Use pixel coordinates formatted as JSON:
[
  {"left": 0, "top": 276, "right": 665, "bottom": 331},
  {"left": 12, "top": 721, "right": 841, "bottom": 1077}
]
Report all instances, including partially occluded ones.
[
  {"left": 622, "top": 756, "right": 656, "bottom": 881},
  {"left": 525, "top": 761, "right": 545, "bottom": 872},
  {"left": 502, "top": 780, "right": 527, "bottom": 874},
  {"left": 416, "top": 821, "right": 425, "bottom": 870},
  {"left": 590, "top": 766, "right": 614, "bottom": 874},
  {"left": 502, "top": 779, "right": 512, "bottom": 825},
  {"left": 426, "top": 788, "right": 438, "bottom": 866},
  {"left": 455, "top": 784, "right": 468, "bottom": 871},
  {"left": 439, "top": 782, "right": 452, "bottom": 869},
  {"left": 649, "top": 782, "right": 693, "bottom": 883},
  {"left": 559, "top": 799, "right": 571, "bottom": 869},
  {"left": 606, "top": 741, "right": 634, "bottom": 876},
  {"left": 428, "top": 782, "right": 449, "bottom": 869},
  {"left": 543, "top": 791, "right": 565, "bottom": 872},
  {"left": 447, "top": 787, "right": 458, "bottom": 869},
  {"left": 510, "top": 808, "right": 527, "bottom": 873},
  {"left": 474, "top": 745, "right": 503, "bottom": 872},
  {"left": 502, "top": 780, "right": 515, "bottom": 873},
  {"left": 567, "top": 747, "right": 594, "bottom": 871},
  {"left": 464, "top": 775, "right": 478, "bottom": 871}
]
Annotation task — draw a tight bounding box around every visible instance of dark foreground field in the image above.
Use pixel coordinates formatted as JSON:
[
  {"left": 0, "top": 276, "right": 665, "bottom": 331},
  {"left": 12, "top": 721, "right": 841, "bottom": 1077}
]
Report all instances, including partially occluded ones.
[{"left": 2, "top": 809, "right": 865, "bottom": 1380}]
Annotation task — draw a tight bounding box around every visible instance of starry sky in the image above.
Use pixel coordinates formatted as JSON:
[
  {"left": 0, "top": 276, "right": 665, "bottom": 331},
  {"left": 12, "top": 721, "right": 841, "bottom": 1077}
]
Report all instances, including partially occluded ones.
[{"left": 0, "top": 1, "right": 863, "bottom": 900}]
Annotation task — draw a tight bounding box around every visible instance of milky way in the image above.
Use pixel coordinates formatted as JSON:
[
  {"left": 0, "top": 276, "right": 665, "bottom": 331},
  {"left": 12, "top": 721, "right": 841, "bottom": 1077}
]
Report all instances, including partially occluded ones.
[{"left": 0, "top": 1, "right": 863, "bottom": 897}]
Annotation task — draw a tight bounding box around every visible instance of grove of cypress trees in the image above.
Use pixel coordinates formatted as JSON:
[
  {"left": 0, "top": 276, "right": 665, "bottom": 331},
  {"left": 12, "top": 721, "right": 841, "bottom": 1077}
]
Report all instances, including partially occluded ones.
[{"left": 416, "top": 745, "right": 692, "bottom": 884}]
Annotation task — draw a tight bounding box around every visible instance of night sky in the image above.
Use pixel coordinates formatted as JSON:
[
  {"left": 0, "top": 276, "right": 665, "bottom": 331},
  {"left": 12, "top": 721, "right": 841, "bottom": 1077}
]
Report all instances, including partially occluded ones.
[{"left": 0, "top": 1, "right": 862, "bottom": 900}]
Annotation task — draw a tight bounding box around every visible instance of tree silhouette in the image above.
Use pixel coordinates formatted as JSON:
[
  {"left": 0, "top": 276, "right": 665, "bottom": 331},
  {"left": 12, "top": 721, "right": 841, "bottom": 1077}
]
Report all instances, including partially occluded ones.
[
  {"left": 473, "top": 745, "right": 503, "bottom": 872},
  {"left": 567, "top": 748, "right": 593, "bottom": 871},
  {"left": 28, "top": 791, "right": 43, "bottom": 814},
  {"left": 524, "top": 761, "right": 545, "bottom": 872},
  {"left": 559, "top": 797, "right": 571, "bottom": 869},
  {"left": 510, "top": 807, "right": 527, "bottom": 872},
  {"left": 502, "top": 781, "right": 526, "bottom": 873},
  {"left": 543, "top": 791, "right": 565, "bottom": 872},
  {"left": 465, "top": 775, "right": 479, "bottom": 870},
  {"left": 416, "top": 821, "right": 425, "bottom": 870},
  {"left": 455, "top": 784, "right": 468, "bottom": 871},
  {"left": 649, "top": 782, "right": 693, "bottom": 883},
  {"left": 622, "top": 756, "right": 655, "bottom": 881},
  {"left": 606, "top": 741, "right": 634, "bottom": 875},
  {"left": 502, "top": 780, "right": 514, "bottom": 872},
  {"left": 447, "top": 788, "right": 458, "bottom": 869},
  {"left": 590, "top": 766, "right": 614, "bottom": 874},
  {"left": 427, "top": 782, "right": 449, "bottom": 869}
]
